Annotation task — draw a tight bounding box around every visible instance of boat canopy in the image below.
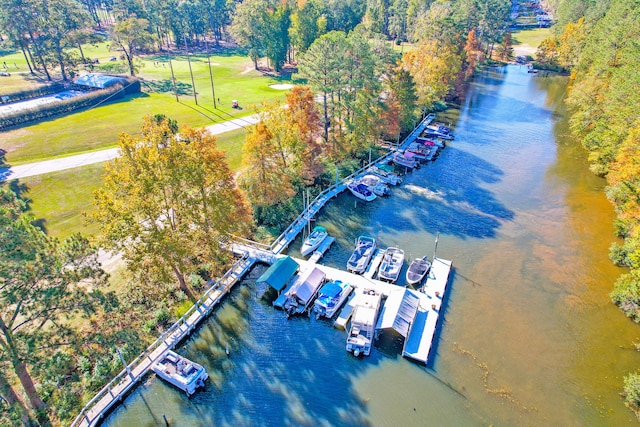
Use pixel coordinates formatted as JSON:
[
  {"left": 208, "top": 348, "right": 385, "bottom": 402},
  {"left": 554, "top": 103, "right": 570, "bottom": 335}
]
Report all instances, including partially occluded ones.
[
  {"left": 376, "top": 289, "right": 420, "bottom": 338},
  {"left": 256, "top": 256, "right": 299, "bottom": 292},
  {"left": 318, "top": 281, "right": 343, "bottom": 299},
  {"left": 312, "top": 225, "right": 327, "bottom": 233},
  {"left": 287, "top": 266, "right": 325, "bottom": 304}
]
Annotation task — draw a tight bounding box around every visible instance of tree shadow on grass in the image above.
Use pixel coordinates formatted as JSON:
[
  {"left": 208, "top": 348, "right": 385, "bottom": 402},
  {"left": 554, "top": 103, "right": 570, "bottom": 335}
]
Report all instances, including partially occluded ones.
[
  {"left": 141, "top": 78, "right": 193, "bottom": 95},
  {"left": 0, "top": 149, "right": 28, "bottom": 200},
  {"left": 0, "top": 149, "right": 47, "bottom": 232}
]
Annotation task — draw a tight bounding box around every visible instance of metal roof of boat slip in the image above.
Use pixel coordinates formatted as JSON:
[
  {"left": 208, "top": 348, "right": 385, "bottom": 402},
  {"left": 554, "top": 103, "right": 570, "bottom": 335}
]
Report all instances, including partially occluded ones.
[
  {"left": 376, "top": 289, "right": 420, "bottom": 338},
  {"left": 286, "top": 266, "right": 326, "bottom": 304},
  {"left": 256, "top": 256, "right": 299, "bottom": 292}
]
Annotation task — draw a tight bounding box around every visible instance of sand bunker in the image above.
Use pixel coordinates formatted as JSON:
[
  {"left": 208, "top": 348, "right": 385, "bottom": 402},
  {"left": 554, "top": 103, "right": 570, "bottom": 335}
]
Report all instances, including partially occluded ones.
[{"left": 269, "top": 84, "right": 293, "bottom": 90}]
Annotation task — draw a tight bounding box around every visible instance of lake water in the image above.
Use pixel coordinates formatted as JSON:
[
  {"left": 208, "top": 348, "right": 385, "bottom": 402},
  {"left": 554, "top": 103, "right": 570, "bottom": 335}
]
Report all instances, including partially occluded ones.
[{"left": 104, "top": 65, "right": 640, "bottom": 426}]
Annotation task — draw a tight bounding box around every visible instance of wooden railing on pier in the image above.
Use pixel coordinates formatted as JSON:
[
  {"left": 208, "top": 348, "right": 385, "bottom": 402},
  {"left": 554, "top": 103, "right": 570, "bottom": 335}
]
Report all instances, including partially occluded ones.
[
  {"left": 70, "top": 253, "right": 253, "bottom": 427},
  {"left": 71, "top": 113, "right": 436, "bottom": 426},
  {"left": 270, "top": 112, "right": 435, "bottom": 254}
]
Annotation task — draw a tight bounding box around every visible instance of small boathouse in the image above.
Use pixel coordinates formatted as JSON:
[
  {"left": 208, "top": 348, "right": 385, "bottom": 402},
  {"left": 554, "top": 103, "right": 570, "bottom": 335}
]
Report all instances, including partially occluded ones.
[
  {"left": 375, "top": 289, "right": 420, "bottom": 349},
  {"left": 256, "top": 255, "right": 299, "bottom": 294}
]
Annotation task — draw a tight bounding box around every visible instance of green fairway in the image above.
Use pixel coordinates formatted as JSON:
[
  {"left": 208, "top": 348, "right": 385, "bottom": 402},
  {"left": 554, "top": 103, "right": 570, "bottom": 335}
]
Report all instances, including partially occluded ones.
[
  {"left": 512, "top": 28, "right": 552, "bottom": 56},
  {"left": 0, "top": 48, "right": 50, "bottom": 94},
  {"left": 19, "top": 162, "right": 105, "bottom": 239},
  {"left": 1, "top": 42, "right": 291, "bottom": 165},
  {"left": 16, "top": 127, "right": 248, "bottom": 239}
]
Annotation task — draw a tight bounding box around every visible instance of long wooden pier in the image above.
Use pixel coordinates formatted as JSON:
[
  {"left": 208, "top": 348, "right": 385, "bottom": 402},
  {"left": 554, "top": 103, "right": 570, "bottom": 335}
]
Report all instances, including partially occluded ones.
[
  {"left": 70, "top": 254, "right": 253, "bottom": 427},
  {"left": 70, "top": 113, "right": 436, "bottom": 427}
]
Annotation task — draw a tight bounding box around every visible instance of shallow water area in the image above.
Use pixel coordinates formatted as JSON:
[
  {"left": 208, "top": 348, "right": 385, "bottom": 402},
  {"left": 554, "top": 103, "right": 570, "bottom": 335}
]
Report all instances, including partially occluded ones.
[{"left": 104, "top": 65, "right": 640, "bottom": 426}]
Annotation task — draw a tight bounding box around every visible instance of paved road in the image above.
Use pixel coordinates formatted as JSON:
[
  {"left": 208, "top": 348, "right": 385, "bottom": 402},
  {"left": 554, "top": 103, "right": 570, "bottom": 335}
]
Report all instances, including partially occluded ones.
[{"left": 0, "top": 115, "right": 260, "bottom": 182}]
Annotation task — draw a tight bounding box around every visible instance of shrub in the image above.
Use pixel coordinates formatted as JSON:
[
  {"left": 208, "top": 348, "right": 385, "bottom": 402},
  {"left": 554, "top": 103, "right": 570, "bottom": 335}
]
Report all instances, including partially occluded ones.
[
  {"left": 0, "top": 83, "right": 65, "bottom": 104},
  {"left": 611, "top": 270, "right": 640, "bottom": 321},
  {"left": 0, "top": 77, "right": 140, "bottom": 130},
  {"left": 624, "top": 373, "right": 640, "bottom": 419}
]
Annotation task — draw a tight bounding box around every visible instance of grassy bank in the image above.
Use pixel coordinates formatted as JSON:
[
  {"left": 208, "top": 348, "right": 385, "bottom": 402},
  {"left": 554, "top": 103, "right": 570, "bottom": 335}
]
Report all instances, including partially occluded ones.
[{"left": 17, "top": 127, "right": 247, "bottom": 239}]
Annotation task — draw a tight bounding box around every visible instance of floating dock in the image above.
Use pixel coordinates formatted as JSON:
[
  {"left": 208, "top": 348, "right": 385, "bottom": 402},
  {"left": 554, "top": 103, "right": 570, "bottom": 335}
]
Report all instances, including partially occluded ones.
[
  {"left": 402, "top": 257, "right": 453, "bottom": 364},
  {"left": 363, "top": 248, "right": 384, "bottom": 280},
  {"left": 334, "top": 292, "right": 357, "bottom": 329},
  {"left": 308, "top": 236, "right": 335, "bottom": 263}
]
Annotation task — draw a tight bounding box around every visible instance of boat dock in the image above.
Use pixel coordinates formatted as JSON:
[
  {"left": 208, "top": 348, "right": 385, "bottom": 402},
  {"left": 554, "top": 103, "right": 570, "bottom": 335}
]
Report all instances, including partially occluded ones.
[
  {"left": 403, "top": 257, "right": 453, "bottom": 364},
  {"left": 363, "top": 248, "right": 384, "bottom": 279},
  {"left": 71, "top": 113, "right": 438, "bottom": 426},
  {"left": 308, "top": 236, "right": 336, "bottom": 263},
  {"left": 71, "top": 254, "right": 253, "bottom": 427}
]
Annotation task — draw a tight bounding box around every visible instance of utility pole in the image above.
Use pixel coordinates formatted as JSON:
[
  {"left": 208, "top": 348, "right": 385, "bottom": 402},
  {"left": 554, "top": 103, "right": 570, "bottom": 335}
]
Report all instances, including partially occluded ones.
[
  {"left": 205, "top": 37, "right": 217, "bottom": 109},
  {"left": 167, "top": 48, "right": 179, "bottom": 102},
  {"left": 183, "top": 33, "right": 197, "bottom": 105}
]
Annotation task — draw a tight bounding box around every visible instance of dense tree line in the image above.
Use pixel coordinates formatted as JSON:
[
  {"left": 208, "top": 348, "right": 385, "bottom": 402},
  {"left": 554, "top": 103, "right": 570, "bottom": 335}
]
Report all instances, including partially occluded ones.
[{"left": 537, "top": 0, "right": 640, "bottom": 417}]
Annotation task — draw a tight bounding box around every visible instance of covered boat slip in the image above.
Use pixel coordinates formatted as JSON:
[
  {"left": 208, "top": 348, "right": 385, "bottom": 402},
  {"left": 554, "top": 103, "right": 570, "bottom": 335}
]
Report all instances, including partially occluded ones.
[
  {"left": 257, "top": 255, "right": 299, "bottom": 293},
  {"left": 285, "top": 266, "right": 326, "bottom": 306},
  {"left": 403, "top": 257, "right": 453, "bottom": 364},
  {"left": 375, "top": 289, "right": 420, "bottom": 344}
]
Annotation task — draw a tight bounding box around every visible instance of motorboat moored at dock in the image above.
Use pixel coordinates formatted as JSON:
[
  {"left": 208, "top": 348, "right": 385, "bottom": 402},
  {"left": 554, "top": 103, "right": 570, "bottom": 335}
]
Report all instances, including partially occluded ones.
[
  {"left": 347, "top": 181, "right": 377, "bottom": 202},
  {"left": 378, "top": 247, "right": 405, "bottom": 283},
  {"left": 346, "top": 236, "right": 377, "bottom": 274},
  {"left": 346, "top": 289, "right": 382, "bottom": 357},
  {"left": 357, "top": 174, "right": 390, "bottom": 196},
  {"left": 313, "top": 279, "right": 354, "bottom": 319},
  {"left": 392, "top": 152, "right": 418, "bottom": 169},
  {"left": 406, "top": 256, "right": 431, "bottom": 286},
  {"left": 151, "top": 350, "right": 208, "bottom": 396},
  {"left": 368, "top": 165, "right": 403, "bottom": 185},
  {"left": 300, "top": 226, "right": 328, "bottom": 257}
]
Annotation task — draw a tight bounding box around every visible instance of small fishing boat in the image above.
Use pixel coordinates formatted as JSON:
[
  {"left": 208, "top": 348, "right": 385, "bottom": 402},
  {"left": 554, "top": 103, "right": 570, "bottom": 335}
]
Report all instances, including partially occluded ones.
[
  {"left": 348, "top": 181, "right": 377, "bottom": 202},
  {"left": 392, "top": 152, "right": 418, "bottom": 169},
  {"left": 152, "top": 350, "right": 208, "bottom": 396},
  {"left": 378, "top": 247, "right": 405, "bottom": 283},
  {"left": 406, "top": 256, "right": 431, "bottom": 286},
  {"left": 347, "top": 236, "right": 377, "bottom": 274},
  {"left": 405, "top": 143, "right": 429, "bottom": 162},
  {"left": 429, "top": 122, "right": 451, "bottom": 133},
  {"left": 357, "top": 174, "right": 389, "bottom": 196},
  {"left": 300, "top": 225, "right": 328, "bottom": 257},
  {"left": 313, "top": 279, "right": 354, "bottom": 319},
  {"left": 417, "top": 137, "right": 445, "bottom": 148},
  {"left": 424, "top": 127, "right": 454, "bottom": 140}
]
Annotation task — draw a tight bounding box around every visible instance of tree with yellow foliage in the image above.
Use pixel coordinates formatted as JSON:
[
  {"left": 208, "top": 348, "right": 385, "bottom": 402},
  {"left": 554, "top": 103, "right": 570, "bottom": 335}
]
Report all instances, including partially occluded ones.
[
  {"left": 92, "top": 116, "right": 251, "bottom": 298},
  {"left": 402, "top": 39, "right": 462, "bottom": 108}
]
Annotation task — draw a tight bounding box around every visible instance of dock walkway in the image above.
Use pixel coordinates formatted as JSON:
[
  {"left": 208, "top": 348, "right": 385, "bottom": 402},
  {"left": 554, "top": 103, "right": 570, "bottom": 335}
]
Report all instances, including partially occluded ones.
[
  {"left": 308, "top": 236, "right": 335, "bottom": 263},
  {"left": 403, "top": 257, "right": 453, "bottom": 364},
  {"left": 71, "top": 113, "right": 437, "bottom": 426},
  {"left": 71, "top": 255, "right": 253, "bottom": 427}
]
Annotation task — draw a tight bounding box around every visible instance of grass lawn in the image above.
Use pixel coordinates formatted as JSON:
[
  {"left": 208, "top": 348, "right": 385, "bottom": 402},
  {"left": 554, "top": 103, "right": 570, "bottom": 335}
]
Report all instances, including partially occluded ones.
[
  {"left": 16, "top": 127, "right": 248, "bottom": 240},
  {"left": 512, "top": 28, "right": 552, "bottom": 55},
  {"left": 19, "top": 162, "right": 105, "bottom": 239},
  {"left": 1, "top": 42, "right": 291, "bottom": 165}
]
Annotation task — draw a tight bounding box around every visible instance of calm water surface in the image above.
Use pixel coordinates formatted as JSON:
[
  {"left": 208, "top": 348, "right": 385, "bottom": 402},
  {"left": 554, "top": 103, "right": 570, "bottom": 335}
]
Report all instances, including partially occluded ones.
[{"left": 104, "top": 65, "right": 640, "bottom": 426}]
